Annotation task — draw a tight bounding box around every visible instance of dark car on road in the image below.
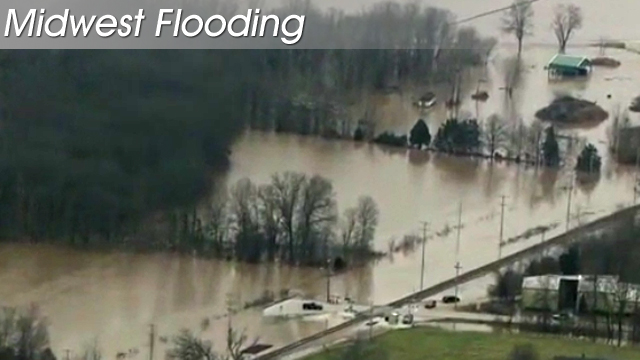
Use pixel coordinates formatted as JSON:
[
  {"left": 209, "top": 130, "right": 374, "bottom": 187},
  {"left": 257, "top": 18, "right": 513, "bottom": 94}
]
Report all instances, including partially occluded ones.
[{"left": 442, "top": 295, "right": 460, "bottom": 304}]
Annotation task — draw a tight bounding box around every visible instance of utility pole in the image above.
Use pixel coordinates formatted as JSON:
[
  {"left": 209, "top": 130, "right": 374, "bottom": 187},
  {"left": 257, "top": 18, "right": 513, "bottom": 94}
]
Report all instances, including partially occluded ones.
[
  {"left": 454, "top": 262, "right": 463, "bottom": 309},
  {"left": 326, "top": 258, "right": 332, "bottom": 303},
  {"left": 455, "top": 202, "right": 462, "bottom": 259},
  {"left": 419, "top": 221, "right": 429, "bottom": 291},
  {"left": 454, "top": 202, "right": 462, "bottom": 308},
  {"left": 226, "top": 292, "right": 237, "bottom": 330},
  {"left": 635, "top": 148, "right": 640, "bottom": 204},
  {"left": 566, "top": 176, "right": 574, "bottom": 231},
  {"left": 148, "top": 324, "right": 155, "bottom": 360},
  {"left": 368, "top": 301, "right": 374, "bottom": 340},
  {"left": 498, "top": 195, "right": 506, "bottom": 259}
]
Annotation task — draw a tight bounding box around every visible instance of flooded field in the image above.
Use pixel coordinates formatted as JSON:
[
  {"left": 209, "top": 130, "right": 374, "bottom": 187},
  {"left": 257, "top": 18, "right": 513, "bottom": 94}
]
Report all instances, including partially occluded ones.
[{"left": 2, "top": 7, "right": 640, "bottom": 358}]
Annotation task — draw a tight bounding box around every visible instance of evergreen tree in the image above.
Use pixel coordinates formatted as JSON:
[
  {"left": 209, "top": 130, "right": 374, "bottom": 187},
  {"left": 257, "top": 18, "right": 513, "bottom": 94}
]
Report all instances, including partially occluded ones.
[
  {"left": 542, "top": 126, "right": 560, "bottom": 167},
  {"left": 409, "top": 119, "right": 431, "bottom": 149},
  {"left": 575, "top": 143, "right": 602, "bottom": 173}
]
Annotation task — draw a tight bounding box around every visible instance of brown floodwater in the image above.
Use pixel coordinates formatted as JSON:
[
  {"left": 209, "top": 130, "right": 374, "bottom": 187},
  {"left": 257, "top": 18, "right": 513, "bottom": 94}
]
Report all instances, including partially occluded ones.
[{"left": 2, "top": 14, "right": 640, "bottom": 359}]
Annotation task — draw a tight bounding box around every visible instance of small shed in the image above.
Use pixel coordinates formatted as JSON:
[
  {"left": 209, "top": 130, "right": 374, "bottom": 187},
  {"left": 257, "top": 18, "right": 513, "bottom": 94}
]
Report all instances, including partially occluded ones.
[{"left": 547, "top": 54, "right": 592, "bottom": 79}]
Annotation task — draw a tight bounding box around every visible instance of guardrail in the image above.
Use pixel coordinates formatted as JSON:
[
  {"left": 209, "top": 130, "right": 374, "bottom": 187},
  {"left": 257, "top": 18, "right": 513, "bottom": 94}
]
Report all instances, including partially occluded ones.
[{"left": 254, "top": 204, "right": 640, "bottom": 360}]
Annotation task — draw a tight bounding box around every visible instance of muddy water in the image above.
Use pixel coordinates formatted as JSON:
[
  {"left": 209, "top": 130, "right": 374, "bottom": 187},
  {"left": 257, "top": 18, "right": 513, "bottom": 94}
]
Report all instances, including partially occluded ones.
[
  {"left": 2, "top": 38, "right": 640, "bottom": 360},
  {"left": 305, "top": 0, "right": 640, "bottom": 45}
]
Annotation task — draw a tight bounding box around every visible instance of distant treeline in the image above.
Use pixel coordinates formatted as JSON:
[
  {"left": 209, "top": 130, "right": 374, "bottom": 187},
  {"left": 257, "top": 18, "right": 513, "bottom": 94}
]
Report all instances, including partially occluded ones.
[{"left": 0, "top": 1, "right": 497, "bottom": 256}]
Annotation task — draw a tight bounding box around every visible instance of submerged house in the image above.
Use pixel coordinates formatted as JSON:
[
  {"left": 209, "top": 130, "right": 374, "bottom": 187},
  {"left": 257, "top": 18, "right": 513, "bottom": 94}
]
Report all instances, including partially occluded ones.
[
  {"left": 521, "top": 275, "right": 640, "bottom": 314},
  {"left": 546, "top": 54, "right": 593, "bottom": 79}
]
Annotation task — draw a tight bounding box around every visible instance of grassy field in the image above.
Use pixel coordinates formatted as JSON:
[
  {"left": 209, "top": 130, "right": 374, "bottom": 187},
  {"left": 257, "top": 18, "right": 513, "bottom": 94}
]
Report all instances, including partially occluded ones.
[{"left": 304, "top": 327, "right": 640, "bottom": 360}]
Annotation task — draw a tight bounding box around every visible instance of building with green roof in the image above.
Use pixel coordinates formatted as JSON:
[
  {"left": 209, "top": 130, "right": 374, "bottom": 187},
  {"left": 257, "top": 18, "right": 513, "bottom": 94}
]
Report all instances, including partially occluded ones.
[{"left": 546, "top": 54, "right": 592, "bottom": 79}]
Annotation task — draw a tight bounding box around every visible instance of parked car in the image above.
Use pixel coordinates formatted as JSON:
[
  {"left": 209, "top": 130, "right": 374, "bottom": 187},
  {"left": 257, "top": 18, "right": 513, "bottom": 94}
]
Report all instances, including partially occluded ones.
[
  {"left": 401, "top": 314, "right": 414, "bottom": 325},
  {"left": 424, "top": 300, "right": 437, "bottom": 309},
  {"left": 551, "top": 311, "right": 575, "bottom": 325},
  {"left": 442, "top": 295, "right": 460, "bottom": 304},
  {"left": 302, "top": 302, "right": 324, "bottom": 311}
]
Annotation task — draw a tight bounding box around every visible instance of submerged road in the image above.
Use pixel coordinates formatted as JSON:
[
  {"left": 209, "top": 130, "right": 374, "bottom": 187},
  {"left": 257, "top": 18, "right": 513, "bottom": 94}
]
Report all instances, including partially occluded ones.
[{"left": 255, "top": 204, "right": 640, "bottom": 360}]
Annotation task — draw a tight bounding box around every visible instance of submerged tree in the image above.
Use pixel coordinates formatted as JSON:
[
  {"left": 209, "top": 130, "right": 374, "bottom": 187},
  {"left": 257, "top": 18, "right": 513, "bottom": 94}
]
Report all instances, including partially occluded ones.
[
  {"left": 552, "top": 4, "right": 583, "bottom": 53},
  {"left": 542, "top": 126, "right": 560, "bottom": 167},
  {"left": 575, "top": 143, "right": 602, "bottom": 173},
  {"left": 434, "top": 119, "right": 482, "bottom": 154},
  {"left": 409, "top": 119, "right": 431, "bottom": 149},
  {"left": 0, "top": 306, "right": 52, "bottom": 360},
  {"left": 501, "top": 0, "right": 535, "bottom": 57},
  {"left": 483, "top": 114, "right": 509, "bottom": 158}
]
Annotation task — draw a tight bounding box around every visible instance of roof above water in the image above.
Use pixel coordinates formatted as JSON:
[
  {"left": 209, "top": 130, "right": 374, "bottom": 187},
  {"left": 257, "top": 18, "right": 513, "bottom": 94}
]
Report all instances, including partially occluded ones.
[
  {"left": 548, "top": 54, "right": 591, "bottom": 68},
  {"left": 522, "top": 275, "right": 620, "bottom": 291}
]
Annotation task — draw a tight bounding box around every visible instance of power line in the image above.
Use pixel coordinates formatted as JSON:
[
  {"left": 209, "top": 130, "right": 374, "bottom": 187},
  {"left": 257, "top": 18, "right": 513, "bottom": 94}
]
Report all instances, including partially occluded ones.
[{"left": 453, "top": 0, "right": 542, "bottom": 25}]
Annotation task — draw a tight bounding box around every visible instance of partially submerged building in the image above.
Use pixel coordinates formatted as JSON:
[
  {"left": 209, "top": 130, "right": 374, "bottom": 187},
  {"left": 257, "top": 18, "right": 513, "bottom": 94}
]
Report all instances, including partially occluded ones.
[
  {"left": 546, "top": 54, "right": 593, "bottom": 79},
  {"left": 521, "top": 275, "right": 640, "bottom": 314}
]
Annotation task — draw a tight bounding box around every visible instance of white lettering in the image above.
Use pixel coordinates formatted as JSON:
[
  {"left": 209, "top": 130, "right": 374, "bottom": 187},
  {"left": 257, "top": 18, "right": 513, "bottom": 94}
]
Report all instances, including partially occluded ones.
[
  {"left": 44, "top": 9, "right": 68, "bottom": 37},
  {"left": 95, "top": 15, "right": 117, "bottom": 37},
  {"left": 259, "top": 15, "right": 278, "bottom": 37},
  {"left": 181, "top": 15, "right": 202, "bottom": 37},
  {"left": 173, "top": 9, "right": 182, "bottom": 37},
  {"left": 281, "top": 15, "right": 304, "bottom": 45},
  {"left": 133, "top": 9, "right": 145, "bottom": 37},
  {"left": 118, "top": 14, "right": 132, "bottom": 37},
  {"left": 204, "top": 15, "right": 226, "bottom": 37},
  {"left": 5, "top": 9, "right": 36, "bottom": 37},
  {"left": 156, "top": 9, "right": 173, "bottom": 37},
  {"left": 228, "top": 9, "right": 251, "bottom": 37},
  {"left": 70, "top": 15, "right": 96, "bottom": 37}
]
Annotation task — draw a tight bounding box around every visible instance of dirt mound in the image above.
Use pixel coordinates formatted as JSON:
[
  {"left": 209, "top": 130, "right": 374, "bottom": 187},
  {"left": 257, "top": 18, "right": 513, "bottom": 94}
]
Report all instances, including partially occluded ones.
[
  {"left": 535, "top": 96, "right": 608, "bottom": 124},
  {"left": 591, "top": 57, "right": 621, "bottom": 67}
]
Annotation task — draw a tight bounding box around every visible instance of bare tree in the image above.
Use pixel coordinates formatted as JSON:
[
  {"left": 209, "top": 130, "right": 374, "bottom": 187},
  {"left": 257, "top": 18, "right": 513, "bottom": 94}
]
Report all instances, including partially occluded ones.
[
  {"left": 78, "top": 339, "right": 101, "bottom": 360},
  {"left": 225, "top": 325, "right": 256, "bottom": 360},
  {"left": 257, "top": 184, "right": 281, "bottom": 261},
  {"left": 229, "top": 179, "right": 261, "bottom": 262},
  {"left": 526, "top": 120, "right": 545, "bottom": 166},
  {"left": 508, "top": 118, "right": 527, "bottom": 159},
  {"left": 353, "top": 196, "right": 380, "bottom": 255},
  {"left": 297, "top": 175, "right": 337, "bottom": 263},
  {"left": 340, "top": 208, "right": 358, "bottom": 253},
  {"left": 167, "top": 330, "right": 219, "bottom": 360},
  {"left": 0, "top": 307, "right": 17, "bottom": 348},
  {"left": 483, "top": 114, "right": 509, "bottom": 159},
  {"left": 271, "top": 172, "right": 307, "bottom": 263},
  {"left": 552, "top": 4, "right": 583, "bottom": 53},
  {"left": 205, "top": 194, "right": 229, "bottom": 256},
  {"left": 501, "top": 0, "right": 534, "bottom": 57},
  {"left": 0, "top": 305, "right": 50, "bottom": 360}
]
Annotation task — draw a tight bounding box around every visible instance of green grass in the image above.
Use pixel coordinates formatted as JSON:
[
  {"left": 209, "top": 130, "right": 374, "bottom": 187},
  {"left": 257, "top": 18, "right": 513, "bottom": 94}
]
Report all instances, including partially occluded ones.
[{"left": 305, "top": 327, "right": 640, "bottom": 360}]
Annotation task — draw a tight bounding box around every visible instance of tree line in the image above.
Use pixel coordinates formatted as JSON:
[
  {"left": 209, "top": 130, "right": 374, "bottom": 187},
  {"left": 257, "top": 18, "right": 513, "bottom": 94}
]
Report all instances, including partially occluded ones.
[
  {"left": 370, "top": 116, "right": 603, "bottom": 174},
  {"left": 0, "top": 1, "right": 497, "bottom": 255},
  {"left": 169, "top": 172, "right": 380, "bottom": 266}
]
